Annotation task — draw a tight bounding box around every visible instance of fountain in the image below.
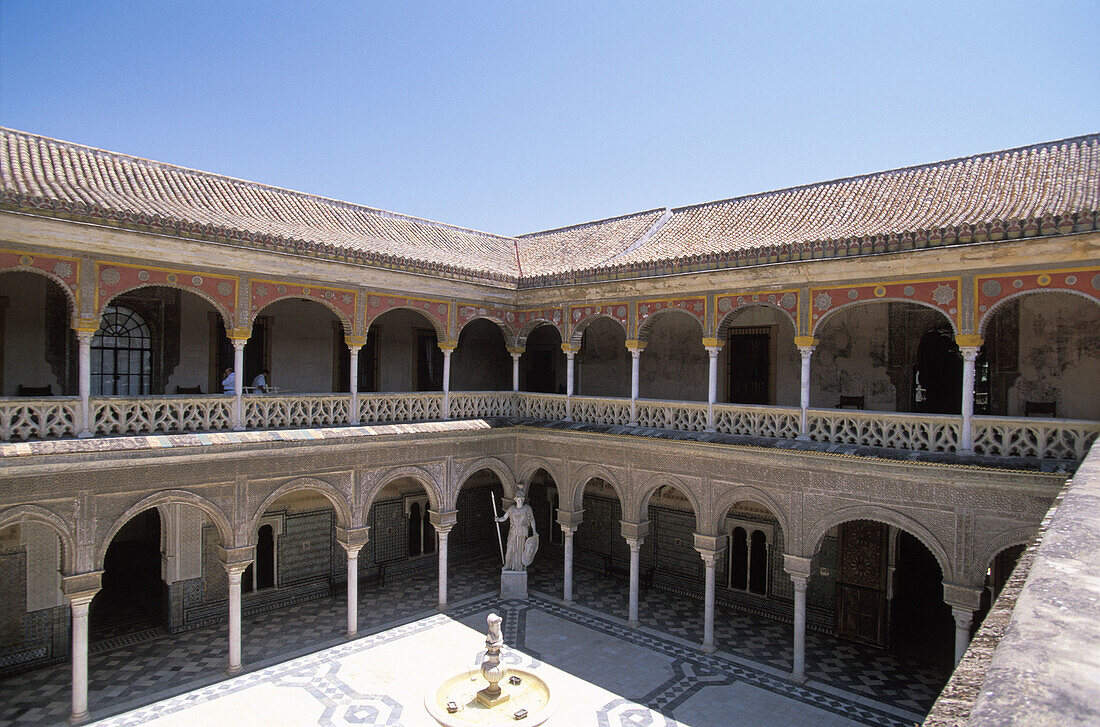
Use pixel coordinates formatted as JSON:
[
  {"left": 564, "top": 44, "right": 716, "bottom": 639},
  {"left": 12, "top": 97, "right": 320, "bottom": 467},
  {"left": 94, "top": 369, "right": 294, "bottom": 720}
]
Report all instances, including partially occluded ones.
[{"left": 425, "top": 613, "right": 555, "bottom": 725}]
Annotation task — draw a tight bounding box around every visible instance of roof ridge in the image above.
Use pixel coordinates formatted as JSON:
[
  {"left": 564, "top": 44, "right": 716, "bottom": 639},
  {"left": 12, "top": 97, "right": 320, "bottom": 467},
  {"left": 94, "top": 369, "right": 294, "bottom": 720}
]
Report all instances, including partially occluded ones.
[
  {"left": 0, "top": 127, "right": 518, "bottom": 242},
  {"left": 670, "top": 133, "right": 1100, "bottom": 215},
  {"left": 516, "top": 207, "right": 668, "bottom": 238}
]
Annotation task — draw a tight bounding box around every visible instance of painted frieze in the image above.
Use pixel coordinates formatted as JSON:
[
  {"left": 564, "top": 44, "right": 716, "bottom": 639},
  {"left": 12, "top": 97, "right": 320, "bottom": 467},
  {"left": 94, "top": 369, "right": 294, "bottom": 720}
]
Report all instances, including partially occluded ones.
[
  {"left": 569, "top": 302, "right": 629, "bottom": 339},
  {"left": 715, "top": 289, "right": 798, "bottom": 332},
  {"left": 638, "top": 297, "right": 707, "bottom": 335},
  {"left": 456, "top": 303, "right": 517, "bottom": 339},
  {"left": 810, "top": 278, "right": 961, "bottom": 333},
  {"left": 513, "top": 307, "right": 565, "bottom": 339},
  {"left": 250, "top": 278, "right": 356, "bottom": 327},
  {"left": 96, "top": 262, "right": 237, "bottom": 319},
  {"left": 976, "top": 267, "right": 1100, "bottom": 331},
  {"left": 363, "top": 292, "right": 449, "bottom": 336},
  {"left": 0, "top": 248, "right": 80, "bottom": 306}
]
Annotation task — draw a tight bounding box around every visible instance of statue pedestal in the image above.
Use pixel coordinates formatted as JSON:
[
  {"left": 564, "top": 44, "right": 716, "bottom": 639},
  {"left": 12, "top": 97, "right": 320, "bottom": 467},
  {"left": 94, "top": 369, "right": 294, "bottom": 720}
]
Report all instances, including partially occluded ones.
[{"left": 501, "top": 570, "right": 528, "bottom": 600}]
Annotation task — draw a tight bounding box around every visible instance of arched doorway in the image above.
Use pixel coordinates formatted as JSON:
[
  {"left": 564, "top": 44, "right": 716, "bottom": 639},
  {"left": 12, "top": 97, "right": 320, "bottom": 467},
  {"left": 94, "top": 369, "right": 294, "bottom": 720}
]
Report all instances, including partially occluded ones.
[
  {"left": 0, "top": 270, "right": 76, "bottom": 396},
  {"left": 452, "top": 319, "right": 510, "bottom": 391},
  {"left": 889, "top": 531, "right": 954, "bottom": 671},
  {"left": 913, "top": 326, "right": 961, "bottom": 414},
  {"left": 576, "top": 318, "right": 629, "bottom": 397},
  {"left": 520, "top": 324, "right": 564, "bottom": 393},
  {"left": 92, "top": 509, "right": 164, "bottom": 639}
]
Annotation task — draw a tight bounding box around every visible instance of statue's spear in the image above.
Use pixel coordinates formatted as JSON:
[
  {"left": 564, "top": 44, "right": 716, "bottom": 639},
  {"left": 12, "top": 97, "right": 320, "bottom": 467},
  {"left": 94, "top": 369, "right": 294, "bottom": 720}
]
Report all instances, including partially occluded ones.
[{"left": 490, "top": 491, "right": 505, "bottom": 565}]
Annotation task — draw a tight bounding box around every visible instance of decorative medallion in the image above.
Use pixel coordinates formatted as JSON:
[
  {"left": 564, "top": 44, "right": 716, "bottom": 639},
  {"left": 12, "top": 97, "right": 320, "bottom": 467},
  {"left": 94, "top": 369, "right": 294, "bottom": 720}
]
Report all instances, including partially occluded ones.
[
  {"left": 437, "top": 304, "right": 447, "bottom": 314},
  {"left": 873, "top": 285, "right": 886, "bottom": 298},
  {"left": 53, "top": 261, "right": 73, "bottom": 278},
  {"left": 191, "top": 275, "right": 203, "bottom": 286},
  {"left": 847, "top": 289, "right": 859, "bottom": 299},
  {"left": 1037, "top": 274, "right": 1051, "bottom": 286},
  {"left": 505, "top": 311, "right": 514, "bottom": 322},
  {"left": 1093, "top": 274, "right": 1100, "bottom": 291},
  {"left": 369, "top": 296, "right": 379, "bottom": 307},
  {"left": 137, "top": 269, "right": 150, "bottom": 281},
  {"left": 167, "top": 273, "right": 178, "bottom": 283},
  {"left": 277, "top": 285, "right": 287, "bottom": 294},
  {"left": 18, "top": 255, "right": 33, "bottom": 266},
  {"left": 981, "top": 279, "right": 1001, "bottom": 297},
  {"left": 1012, "top": 279, "right": 1023, "bottom": 289},
  {"left": 100, "top": 268, "right": 121, "bottom": 285},
  {"left": 256, "top": 285, "right": 269, "bottom": 297},
  {"left": 341, "top": 294, "right": 353, "bottom": 304},
  {"left": 815, "top": 292, "right": 833, "bottom": 311},
  {"left": 217, "top": 281, "right": 234, "bottom": 297},
  {"left": 1065, "top": 275, "right": 1077, "bottom": 285},
  {"left": 617, "top": 306, "right": 626, "bottom": 317},
  {"left": 780, "top": 293, "right": 796, "bottom": 309},
  {"left": 931, "top": 284, "right": 955, "bottom": 305},
  {"left": 903, "top": 285, "right": 915, "bottom": 297},
  {"left": 302, "top": 287, "right": 310, "bottom": 295}
]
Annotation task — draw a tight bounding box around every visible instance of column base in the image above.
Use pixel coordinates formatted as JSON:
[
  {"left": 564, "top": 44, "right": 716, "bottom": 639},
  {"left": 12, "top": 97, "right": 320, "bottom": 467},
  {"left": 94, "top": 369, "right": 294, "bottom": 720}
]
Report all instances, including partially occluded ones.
[
  {"left": 788, "top": 671, "right": 806, "bottom": 684},
  {"left": 626, "top": 619, "right": 640, "bottom": 629},
  {"left": 958, "top": 447, "right": 974, "bottom": 455},
  {"left": 346, "top": 630, "right": 358, "bottom": 639},
  {"left": 699, "top": 642, "right": 716, "bottom": 653},
  {"left": 69, "top": 711, "right": 89, "bottom": 725},
  {"left": 233, "top": 425, "right": 245, "bottom": 432},
  {"left": 562, "top": 599, "right": 575, "bottom": 608},
  {"left": 704, "top": 426, "right": 716, "bottom": 433},
  {"left": 437, "top": 602, "right": 448, "bottom": 612},
  {"left": 77, "top": 430, "right": 93, "bottom": 439},
  {"left": 226, "top": 664, "right": 242, "bottom": 676},
  {"left": 795, "top": 433, "right": 810, "bottom": 441}
]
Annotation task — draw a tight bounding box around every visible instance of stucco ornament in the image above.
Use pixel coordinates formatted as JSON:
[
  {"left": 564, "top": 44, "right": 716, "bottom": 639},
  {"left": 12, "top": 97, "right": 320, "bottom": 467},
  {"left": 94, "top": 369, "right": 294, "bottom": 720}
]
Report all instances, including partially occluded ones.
[{"left": 814, "top": 292, "right": 833, "bottom": 311}]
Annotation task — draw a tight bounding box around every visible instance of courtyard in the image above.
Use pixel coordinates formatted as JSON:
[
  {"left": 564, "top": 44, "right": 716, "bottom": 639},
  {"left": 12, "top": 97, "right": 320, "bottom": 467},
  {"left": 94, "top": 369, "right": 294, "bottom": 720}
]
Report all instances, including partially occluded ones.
[{"left": 1, "top": 557, "right": 936, "bottom": 726}]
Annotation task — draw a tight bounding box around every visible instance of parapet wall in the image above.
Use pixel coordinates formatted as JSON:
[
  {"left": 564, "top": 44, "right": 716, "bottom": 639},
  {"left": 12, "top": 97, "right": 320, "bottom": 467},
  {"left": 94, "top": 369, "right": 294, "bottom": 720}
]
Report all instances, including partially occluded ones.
[{"left": 925, "top": 441, "right": 1100, "bottom": 725}]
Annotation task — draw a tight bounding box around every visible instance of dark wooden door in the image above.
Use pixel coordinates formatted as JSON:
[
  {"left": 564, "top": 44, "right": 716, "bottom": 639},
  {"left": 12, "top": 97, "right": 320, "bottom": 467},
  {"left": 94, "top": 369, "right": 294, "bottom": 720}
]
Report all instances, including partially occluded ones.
[
  {"left": 835, "top": 520, "right": 888, "bottom": 646},
  {"left": 727, "top": 329, "right": 770, "bottom": 404}
]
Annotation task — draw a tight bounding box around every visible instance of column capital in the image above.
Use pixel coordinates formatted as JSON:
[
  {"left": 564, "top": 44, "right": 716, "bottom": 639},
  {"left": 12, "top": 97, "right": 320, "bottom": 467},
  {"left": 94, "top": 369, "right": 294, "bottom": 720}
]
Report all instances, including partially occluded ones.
[
  {"left": 701, "top": 337, "right": 724, "bottom": 350},
  {"left": 344, "top": 335, "right": 367, "bottom": 350},
  {"left": 336, "top": 526, "right": 370, "bottom": 553},
  {"left": 693, "top": 532, "right": 727, "bottom": 557},
  {"left": 942, "top": 581, "right": 985, "bottom": 610},
  {"left": 624, "top": 339, "right": 646, "bottom": 354},
  {"left": 437, "top": 340, "right": 458, "bottom": 353},
  {"left": 561, "top": 343, "right": 581, "bottom": 355},
  {"left": 506, "top": 345, "right": 525, "bottom": 356},
  {"left": 556, "top": 508, "right": 584, "bottom": 529},
  {"left": 61, "top": 571, "right": 102, "bottom": 605},
  {"left": 951, "top": 606, "right": 975, "bottom": 628},
  {"left": 620, "top": 519, "right": 650, "bottom": 541},
  {"left": 429, "top": 508, "right": 458, "bottom": 531},
  {"left": 793, "top": 336, "right": 819, "bottom": 348},
  {"left": 782, "top": 553, "right": 814, "bottom": 580},
  {"left": 218, "top": 545, "right": 255, "bottom": 570},
  {"left": 228, "top": 328, "right": 251, "bottom": 342},
  {"left": 72, "top": 318, "right": 101, "bottom": 335},
  {"left": 955, "top": 334, "right": 984, "bottom": 349}
]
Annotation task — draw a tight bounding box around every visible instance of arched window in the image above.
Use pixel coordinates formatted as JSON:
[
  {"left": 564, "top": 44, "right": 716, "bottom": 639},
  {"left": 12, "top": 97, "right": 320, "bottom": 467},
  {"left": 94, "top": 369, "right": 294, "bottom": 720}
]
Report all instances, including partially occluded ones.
[
  {"left": 727, "top": 520, "right": 771, "bottom": 596},
  {"left": 408, "top": 502, "right": 423, "bottom": 557},
  {"left": 92, "top": 306, "right": 151, "bottom": 395}
]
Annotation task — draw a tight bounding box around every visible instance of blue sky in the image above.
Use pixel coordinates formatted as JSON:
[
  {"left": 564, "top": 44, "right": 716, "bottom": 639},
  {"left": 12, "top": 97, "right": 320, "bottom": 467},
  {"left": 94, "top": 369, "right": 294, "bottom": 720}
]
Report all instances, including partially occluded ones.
[{"left": 1, "top": 1, "right": 1096, "bottom": 236}]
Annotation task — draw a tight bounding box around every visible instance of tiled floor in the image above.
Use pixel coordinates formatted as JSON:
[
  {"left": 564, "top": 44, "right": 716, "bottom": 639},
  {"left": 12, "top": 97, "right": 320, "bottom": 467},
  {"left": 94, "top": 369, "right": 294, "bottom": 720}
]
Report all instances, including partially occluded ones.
[{"left": 0, "top": 555, "right": 944, "bottom": 726}]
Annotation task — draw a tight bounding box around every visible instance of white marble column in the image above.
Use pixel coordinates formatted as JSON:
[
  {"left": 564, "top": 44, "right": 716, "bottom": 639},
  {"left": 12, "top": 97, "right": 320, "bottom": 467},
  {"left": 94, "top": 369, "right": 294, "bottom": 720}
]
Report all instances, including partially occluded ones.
[
  {"left": 441, "top": 346, "right": 453, "bottom": 419},
  {"left": 509, "top": 347, "right": 523, "bottom": 392},
  {"left": 341, "top": 542, "right": 364, "bottom": 637},
  {"left": 784, "top": 554, "right": 812, "bottom": 682},
  {"left": 348, "top": 343, "right": 362, "bottom": 426},
  {"left": 225, "top": 564, "right": 247, "bottom": 674},
  {"left": 626, "top": 537, "right": 643, "bottom": 628},
  {"left": 436, "top": 525, "right": 452, "bottom": 609},
  {"left": 699, "top": 551, "right": 718, "bottom": 652},
  {"left": 704, "top": 341, "right": 721, "bottom": 431},
  {"left": 958, "top": 343, "right": 982, "bottom": 453},
  {"left": 67, "top": 593, "right": 96, "bottom": 723},
  {"left": 952, "top": 607, "right": 974, "bottom": 664},
  {"left": 231, "top": 338, "right": 246, "bottom": 431},
  {"left": 75, "top": 329, "right": 95, "bottom": 438},
  {"left": 795, "top": 338, "right": 817, "bottom": 440},
  {"left": 562, "top": 526, "right": 576, "bottom": 605},
  {"left": 627, "top": 342, "right": 643, "bottom": 425},
  {"left": 791, "top": 574, "right": 808, "bottom": 681},
  {"left": 563, "top": 347, "right": 577, "bottom": 420}
]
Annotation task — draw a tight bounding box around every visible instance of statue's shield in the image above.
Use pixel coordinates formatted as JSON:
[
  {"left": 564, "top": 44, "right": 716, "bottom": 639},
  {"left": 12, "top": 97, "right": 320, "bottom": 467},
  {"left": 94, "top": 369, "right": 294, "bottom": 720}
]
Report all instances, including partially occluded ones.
[{"left": 521, "top": 534, "right": 540, "bottom": 567}]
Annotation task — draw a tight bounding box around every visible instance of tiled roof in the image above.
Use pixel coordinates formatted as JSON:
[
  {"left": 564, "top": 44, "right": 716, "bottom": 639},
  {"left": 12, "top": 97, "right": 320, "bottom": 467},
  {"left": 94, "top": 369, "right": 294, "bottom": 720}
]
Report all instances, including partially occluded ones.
[
  {"left": 520, "top": 134, "right": 1099, "bottom": 285},
  {"left": 2, "top": 128, "right": 1097, "bottom": 288},
  {"left": 0, "top": 128, "right": 521, "bottom": 283},
  {"left": 515, "top": 209, "right": 669, "bottom": 275}
]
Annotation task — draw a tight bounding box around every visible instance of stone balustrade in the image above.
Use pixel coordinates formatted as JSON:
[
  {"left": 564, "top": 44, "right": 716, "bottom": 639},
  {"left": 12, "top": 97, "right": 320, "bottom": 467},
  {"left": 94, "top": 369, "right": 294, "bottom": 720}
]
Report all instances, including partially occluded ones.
[{"left": 0, "top": 392, "right": 1096, "bottom": 461}]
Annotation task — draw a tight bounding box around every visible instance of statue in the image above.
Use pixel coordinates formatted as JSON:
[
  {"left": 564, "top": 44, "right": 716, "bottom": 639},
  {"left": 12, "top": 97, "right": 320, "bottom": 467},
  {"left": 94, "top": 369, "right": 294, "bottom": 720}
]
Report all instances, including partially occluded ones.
[
  {"left": 477, "top": 613, "right": 508, "bottom": 706},
  {"left": 495, "top": 486, "right": 539, "bottom": 572}
]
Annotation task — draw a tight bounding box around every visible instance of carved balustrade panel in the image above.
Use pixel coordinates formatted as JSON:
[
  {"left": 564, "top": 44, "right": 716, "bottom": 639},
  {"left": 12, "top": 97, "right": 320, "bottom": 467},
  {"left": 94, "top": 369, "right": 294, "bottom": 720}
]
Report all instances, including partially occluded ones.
[
  {"left": 569, "top": 396, "right": 631, "bottom": 426},
  {"left": 635, "top": 399, "right": 708, "bottom": 431},
  {"left": 449, "top": 392, "right": 516, "bottom": 419},
  {"left": 93, "top": 396, "right": 233, "bottom": 435},
  {"left": 806, "top": 409, "right": 960, "bottom": 453},
  {"left": 0, "top": 398, "right": 78, "bottom": 440},
  {"left": 972, "top": 417, "right": 1100, "bottom": 460},
  {"left": 712, "top": 403, "right": 801, "bottom": 439},
  {"left": 245, "top": 395, "right": 351, "bottom": 429},
  {"left": 357, "top": 392, "right": 443, "bottom": 424},
  {"left": 514, "top": 393, "right": 567, "bottom": 420}
]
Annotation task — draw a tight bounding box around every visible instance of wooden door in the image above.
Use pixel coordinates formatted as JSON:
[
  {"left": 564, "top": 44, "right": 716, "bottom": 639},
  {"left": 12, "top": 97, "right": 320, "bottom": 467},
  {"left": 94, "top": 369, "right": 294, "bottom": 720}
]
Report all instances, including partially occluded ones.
[{"left": 835, "top": 520, "right": 888, "bottom": 646}]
